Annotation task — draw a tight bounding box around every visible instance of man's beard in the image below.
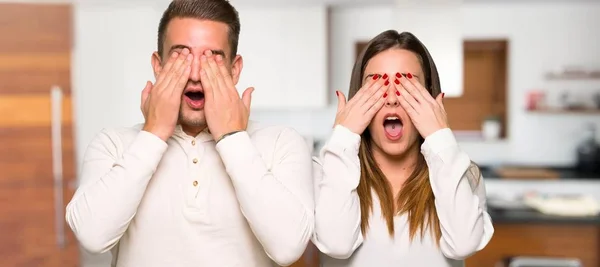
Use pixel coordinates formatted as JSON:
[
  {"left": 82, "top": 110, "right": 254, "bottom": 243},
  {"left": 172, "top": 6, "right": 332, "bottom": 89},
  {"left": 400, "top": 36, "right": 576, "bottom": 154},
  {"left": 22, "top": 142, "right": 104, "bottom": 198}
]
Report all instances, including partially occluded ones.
[{"left": 178, "top": 108, "right": 206, "bottom": 128}]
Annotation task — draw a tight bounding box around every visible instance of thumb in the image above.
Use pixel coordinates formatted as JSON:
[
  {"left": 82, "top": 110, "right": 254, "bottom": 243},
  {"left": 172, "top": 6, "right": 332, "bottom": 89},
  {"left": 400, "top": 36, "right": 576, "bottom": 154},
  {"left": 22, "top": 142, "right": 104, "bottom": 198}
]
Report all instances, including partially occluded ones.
[
  {"left": 336, "top": 90, "right": 347, "bottom": 113},
  {"left": 436, "top": 92, "right": 444, "bottom": 107},
  {"left": 242, "top": 87, "right": 254, "bottom": 110},
  {"left": 141, "top": 81, "right": 153, "bottom": 105}
]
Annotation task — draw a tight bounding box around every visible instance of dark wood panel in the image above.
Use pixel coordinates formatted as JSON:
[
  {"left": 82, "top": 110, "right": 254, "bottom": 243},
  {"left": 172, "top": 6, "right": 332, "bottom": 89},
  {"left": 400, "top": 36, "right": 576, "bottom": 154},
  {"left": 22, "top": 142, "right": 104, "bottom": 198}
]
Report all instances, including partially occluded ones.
[
  {"left": 466, "top": 224, "right": 599, "bottom": 267},
  {"left": 0, "top": 69, "right": 71, "bottom": 95},
  {"left": 0, "top": 3, "right": 72, "bottom": 53},
  {"left": 444, "top": 40, "right": 508, "bottom": 137}
]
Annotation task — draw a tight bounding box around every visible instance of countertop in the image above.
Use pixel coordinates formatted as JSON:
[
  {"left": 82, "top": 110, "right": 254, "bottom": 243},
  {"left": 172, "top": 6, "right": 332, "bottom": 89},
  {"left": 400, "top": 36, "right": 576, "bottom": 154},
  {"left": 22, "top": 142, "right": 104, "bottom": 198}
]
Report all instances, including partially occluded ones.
[
  {"left": 488, "top": 207, "right": 600, "bottom": 225},
  {"left": 480, "top": 165, "right": 600, "bottom": 180}
]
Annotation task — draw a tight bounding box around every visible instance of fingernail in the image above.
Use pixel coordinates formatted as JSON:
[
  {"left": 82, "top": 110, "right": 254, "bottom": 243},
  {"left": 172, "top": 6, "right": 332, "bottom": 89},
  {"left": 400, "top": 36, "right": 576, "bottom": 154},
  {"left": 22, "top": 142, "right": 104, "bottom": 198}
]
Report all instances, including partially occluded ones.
[
  {"left": 396, "top": 72, "right": 402, "bottom": 78},
  {"left": 396, "top": 90, "right": 400, "bottom": 96},
  {"left": 407, "top": 73, "right": 413, "bottom": 79},
  {"left": 382, "top": 74, "right": 388, "bottom": 79},
  {"left": 372, "top": 74, "right": 379, "bottom": 80},
  {"left": 394, "top": 79, "right": 400, "bottom": 85},
  {"left": 383, "top": 92, "right": 388, "bottom": 98},
  {"left": 336, "top": 91, "right": 339, "bottom": 96},
  {"left": 384, "top": 80, "right": 389, "bottom": 86},
  {"left": 442, "top": 93, "right": 445, "bottom": 98}
]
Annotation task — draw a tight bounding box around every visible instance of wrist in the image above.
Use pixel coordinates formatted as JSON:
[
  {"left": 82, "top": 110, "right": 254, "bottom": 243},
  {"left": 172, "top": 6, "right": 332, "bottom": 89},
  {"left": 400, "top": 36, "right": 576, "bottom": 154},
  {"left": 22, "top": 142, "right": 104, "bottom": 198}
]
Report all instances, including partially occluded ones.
[
  {"left": 215, "top": 130, "right": 243, "bottom": 144},
  {"left": 142, "top": 123, "right": 172, "bottom": 142}
]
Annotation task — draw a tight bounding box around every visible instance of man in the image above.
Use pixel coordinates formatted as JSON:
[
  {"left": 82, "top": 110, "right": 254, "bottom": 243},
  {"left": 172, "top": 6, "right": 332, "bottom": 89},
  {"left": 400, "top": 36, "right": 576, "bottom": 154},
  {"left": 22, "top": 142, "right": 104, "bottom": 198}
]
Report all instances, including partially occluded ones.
[{"left": 65, "top": 0, "right": 315, "bottom": 266}]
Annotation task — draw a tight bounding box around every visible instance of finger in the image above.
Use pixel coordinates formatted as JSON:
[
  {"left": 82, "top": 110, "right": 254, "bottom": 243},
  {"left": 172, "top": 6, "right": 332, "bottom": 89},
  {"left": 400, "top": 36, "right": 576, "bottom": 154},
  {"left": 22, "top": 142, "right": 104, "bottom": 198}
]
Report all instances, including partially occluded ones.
[
  {"left": 398, "top": 85, "right": 420, "bottom": 113},
  {"left": 166, "top": 53, "right": 193, "bottom": 95},
  {"left": 155, "top": 51, "right": 179, "bottom": 85},
  {"left": 365, "top": 92, "right": 386, "bottom": 118},
  {"left": 216, "top": 54, "right": 236, "bottom": 91},
  {"left": 201, "top": 51, "right": 221, "bottom": 97},
  {"left": 242, "top": 87, "right": 254, "bottom": 110},
  {"left": 336, "top": 90, "right": 347, "bottom": 113},
  {"left": 354, "top": 76, "right": 385, "bottom": 109},
  {"left": 141, "top": 81, "right": 153, "bottom": 110},
  {"left": 204, "top": 50, "right": 226, "bottom": 97},
  {"left": 436, "top": 92, "right": 445, "bottom": 109},
  {"left": 200, "top": 67, "right": 214, "bottom": 100},
  {"left": 207, "top": 50, "right": 227, "bottom": 97},
  {"left": 357, "top": 74, "right": 385, "bottom": 102},
  {"left": 398, "top": 91, "right": 418, "bottom": 117},
  {"left": 398, "top": 74, "right": 427, "bottom": 104},
  {"left": 160, "top": 50, "right": 190, "bottom": 92},
  {"left": 362, "top": 82, "right": 388, "bottom": 112},
  {"left": 170, "top": 56, "right": 192, "bottom": 97}
]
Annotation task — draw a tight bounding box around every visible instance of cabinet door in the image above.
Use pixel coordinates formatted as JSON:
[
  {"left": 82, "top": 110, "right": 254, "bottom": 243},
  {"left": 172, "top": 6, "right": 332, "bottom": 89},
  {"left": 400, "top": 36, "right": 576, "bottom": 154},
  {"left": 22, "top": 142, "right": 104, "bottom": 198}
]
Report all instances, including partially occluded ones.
[
  {"left": 236, "top": 6, "right": 329, "bottom": 110},
  {"left": 0, "top": 3, "right": 79, "bottom": 267}
]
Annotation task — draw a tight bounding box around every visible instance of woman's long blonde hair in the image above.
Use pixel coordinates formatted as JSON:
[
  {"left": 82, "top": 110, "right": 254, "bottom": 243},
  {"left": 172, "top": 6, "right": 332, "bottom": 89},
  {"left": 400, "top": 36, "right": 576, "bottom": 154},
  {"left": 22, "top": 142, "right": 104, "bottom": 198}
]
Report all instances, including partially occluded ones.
[{"left": 348, "top": 30, "right": 480, "bottom": 244}]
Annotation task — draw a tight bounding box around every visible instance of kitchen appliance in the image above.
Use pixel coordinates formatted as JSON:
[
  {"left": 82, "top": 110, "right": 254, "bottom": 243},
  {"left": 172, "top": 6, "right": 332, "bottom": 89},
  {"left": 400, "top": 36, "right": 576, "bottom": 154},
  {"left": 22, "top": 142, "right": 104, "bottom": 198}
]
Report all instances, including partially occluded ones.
[{"left": 576, "top": 123, "right": 600, "bottom": 174}]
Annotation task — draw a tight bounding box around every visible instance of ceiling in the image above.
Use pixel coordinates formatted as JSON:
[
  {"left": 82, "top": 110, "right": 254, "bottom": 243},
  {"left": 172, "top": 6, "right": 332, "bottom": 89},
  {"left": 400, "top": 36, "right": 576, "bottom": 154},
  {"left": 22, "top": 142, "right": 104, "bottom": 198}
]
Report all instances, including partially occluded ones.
[{"left": 2, "top": 0, "right": 593, "bottom": 5}]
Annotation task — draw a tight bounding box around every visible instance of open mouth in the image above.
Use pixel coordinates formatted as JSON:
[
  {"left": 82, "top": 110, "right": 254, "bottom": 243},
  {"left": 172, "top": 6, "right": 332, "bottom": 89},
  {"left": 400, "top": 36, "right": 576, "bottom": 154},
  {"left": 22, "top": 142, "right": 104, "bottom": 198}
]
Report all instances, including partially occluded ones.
[
  {"left": 185, "top": 91, "right": 205, "bottom": 101},
  {"left": 383, "top": 114, "right": 403, "bottom": 139}
]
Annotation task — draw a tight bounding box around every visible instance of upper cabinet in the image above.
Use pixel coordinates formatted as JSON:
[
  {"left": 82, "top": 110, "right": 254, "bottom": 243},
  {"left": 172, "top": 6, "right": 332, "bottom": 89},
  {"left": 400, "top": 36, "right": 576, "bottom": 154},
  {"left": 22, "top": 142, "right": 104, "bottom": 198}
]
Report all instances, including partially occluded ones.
[
  {"left": 394, "top": 0, "right": 464, "bottom": 97},
  {"left": 235, "top": 6, "right": 329, "bottom": 109}
]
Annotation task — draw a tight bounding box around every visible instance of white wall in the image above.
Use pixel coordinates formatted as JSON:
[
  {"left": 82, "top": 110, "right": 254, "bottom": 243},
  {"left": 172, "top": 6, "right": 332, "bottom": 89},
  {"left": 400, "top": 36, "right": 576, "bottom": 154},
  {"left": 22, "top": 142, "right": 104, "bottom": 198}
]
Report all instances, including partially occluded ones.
[
  {"left": 459, "top": 2, "right": 600, "bottom": 166},
  {"left": 73, "top": 2, "right": 600, "bottom": 169},
  {"left": 252, "top": 2, "right": 600, "bottom": 166}
]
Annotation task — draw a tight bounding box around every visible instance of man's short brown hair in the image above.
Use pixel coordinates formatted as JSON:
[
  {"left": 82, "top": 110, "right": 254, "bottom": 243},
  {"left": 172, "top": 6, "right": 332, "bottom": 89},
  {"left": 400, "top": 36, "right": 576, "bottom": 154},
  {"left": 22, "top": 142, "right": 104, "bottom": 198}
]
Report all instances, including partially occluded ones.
[{"left": 157, "top": 0, "right": 241, "bottom": 59}]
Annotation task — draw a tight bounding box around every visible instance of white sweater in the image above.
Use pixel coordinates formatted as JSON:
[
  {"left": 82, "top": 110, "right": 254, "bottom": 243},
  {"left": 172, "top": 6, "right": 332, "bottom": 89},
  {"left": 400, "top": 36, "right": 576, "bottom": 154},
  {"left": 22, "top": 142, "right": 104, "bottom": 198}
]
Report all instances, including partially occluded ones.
[
  {"left": 65, "top": 122, "right": 315, "bottom": 267},
  {"left": 311, "top": 125, "right": 494, "bottom": 267}
]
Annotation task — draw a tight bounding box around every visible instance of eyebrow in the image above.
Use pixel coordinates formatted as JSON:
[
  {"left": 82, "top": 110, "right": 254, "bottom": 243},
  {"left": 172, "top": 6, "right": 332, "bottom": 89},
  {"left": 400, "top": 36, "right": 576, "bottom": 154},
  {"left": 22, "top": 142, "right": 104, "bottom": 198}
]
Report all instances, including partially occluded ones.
[{"left": 168, "top": 44, "right": 226, "bottom": 58}]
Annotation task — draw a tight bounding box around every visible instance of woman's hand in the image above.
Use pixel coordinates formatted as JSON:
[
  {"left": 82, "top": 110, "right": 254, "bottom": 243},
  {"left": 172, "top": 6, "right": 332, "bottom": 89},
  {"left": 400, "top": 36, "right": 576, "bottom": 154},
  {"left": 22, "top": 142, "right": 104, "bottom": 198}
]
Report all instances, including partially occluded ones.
[
  {"left": 395, "top": 73, "right": 448, "bottom": 138},
  {"left": 334, "top": 74, "right": 390, "bottom": 135}
]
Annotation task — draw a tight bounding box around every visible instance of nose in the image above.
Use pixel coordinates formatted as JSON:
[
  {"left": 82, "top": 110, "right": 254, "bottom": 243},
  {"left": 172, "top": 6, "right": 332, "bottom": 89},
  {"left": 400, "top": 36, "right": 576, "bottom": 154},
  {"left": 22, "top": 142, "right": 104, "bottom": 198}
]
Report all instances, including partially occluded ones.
[
  {"left": 385, "top": 86, "right": 400, "bottom": 107},
  {"left": 188, "top": 52, "right": 202, "bottom": 82}
]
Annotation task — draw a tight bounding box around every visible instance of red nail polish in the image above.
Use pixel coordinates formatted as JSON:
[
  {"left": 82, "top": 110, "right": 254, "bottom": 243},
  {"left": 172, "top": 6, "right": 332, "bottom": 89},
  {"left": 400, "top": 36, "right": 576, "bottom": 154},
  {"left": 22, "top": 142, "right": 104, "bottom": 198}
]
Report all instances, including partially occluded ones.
[
  {"left": 407, "top": 73, "right": 413, "bottom": 79},
  {"left": 372, "top": 74, "right": 379, "bottom": 80},
  {"left": 383, "top": 92, "right": 388, "bottom": 98},
  {"left": 336, "top": 91, "right": 339, "bottom": 96},
  {"left": 394, "top": 79, "right": 400, "bottom": 85},
  {"left": 382, "top": 74, "right": 388, "bottom": 79},
  {"left": 384, "top": 80, "right": 389, "bottom": 86},
  {"left": 396, "top": 90, "right": 400, "bottom": 96},
  {"left": 396, "top": 72, "right": 401, "bottom": 78},
  {"left": 442, "top": 93, "right": 445, "bottom": 98}
]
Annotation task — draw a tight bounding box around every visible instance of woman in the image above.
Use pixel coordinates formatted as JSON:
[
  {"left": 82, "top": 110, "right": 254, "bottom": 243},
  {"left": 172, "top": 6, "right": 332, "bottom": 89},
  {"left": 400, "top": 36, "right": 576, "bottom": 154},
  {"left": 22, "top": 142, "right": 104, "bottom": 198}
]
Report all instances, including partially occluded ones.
[{"left": 311, "top": 30, "right": 494, "bottom": 266}]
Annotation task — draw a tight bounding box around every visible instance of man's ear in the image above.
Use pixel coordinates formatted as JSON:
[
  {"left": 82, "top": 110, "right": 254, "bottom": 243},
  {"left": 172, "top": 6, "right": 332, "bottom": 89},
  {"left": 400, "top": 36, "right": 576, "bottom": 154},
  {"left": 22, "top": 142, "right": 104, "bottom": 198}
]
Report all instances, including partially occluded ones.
[
  {"left": 151, "top": 51, "right": 162, "bottom": 79},
  {"left": 230, "top": 55, "right": 243, "bottom": 85}
]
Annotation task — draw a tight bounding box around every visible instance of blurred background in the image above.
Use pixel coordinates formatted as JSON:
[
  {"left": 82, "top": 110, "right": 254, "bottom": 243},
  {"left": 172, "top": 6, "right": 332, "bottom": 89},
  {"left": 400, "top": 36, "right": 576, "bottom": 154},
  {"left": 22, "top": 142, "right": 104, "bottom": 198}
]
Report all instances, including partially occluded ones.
[{"left": 1, "top": 0, "right": 599, "bottom": 266}]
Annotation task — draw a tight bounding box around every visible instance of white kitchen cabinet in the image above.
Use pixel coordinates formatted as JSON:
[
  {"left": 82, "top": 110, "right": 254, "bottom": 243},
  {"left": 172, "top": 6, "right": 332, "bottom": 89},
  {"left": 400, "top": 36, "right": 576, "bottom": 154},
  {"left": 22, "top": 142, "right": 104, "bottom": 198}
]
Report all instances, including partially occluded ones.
[
  {"left": 394, "top": 0, "right": 464, "bottom": 97},
  {"left": 235, "top": 6, "right": 329, "bottom": 109}
]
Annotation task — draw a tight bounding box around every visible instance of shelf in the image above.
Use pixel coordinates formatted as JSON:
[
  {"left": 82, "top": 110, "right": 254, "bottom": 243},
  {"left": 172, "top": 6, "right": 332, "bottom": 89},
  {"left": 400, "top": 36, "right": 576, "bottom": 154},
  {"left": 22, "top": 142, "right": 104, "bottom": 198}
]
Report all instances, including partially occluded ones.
[
  {"left": 545, "top": 72, "right": 600, "bottom": 80},
  {"left": 528, "top": 108, "right": 600, "bottom": 114}
]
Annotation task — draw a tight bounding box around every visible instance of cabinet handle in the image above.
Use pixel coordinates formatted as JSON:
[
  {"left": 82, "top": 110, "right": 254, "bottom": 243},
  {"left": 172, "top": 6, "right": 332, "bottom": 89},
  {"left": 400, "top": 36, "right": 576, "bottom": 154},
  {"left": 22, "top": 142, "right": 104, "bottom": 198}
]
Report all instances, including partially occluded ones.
[{"left": 51, "top": 86, "right": 65, "bottom": 249}]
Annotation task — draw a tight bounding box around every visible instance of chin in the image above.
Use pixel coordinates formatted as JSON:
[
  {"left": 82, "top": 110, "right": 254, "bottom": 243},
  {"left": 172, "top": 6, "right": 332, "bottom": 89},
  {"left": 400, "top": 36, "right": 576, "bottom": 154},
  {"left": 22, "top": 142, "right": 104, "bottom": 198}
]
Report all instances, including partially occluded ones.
[{"left": 178, "top": 109, "right": 206, "bottom": 128}]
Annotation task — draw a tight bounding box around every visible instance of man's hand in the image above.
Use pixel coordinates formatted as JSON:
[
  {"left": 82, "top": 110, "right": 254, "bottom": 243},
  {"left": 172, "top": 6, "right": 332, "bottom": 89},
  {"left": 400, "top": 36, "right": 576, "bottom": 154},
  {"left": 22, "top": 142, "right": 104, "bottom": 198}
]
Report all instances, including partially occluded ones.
[
  {"left": 200, "top": 50, "right": 254, "bottom": 142},
  {"left": 141, "top": 49, "right": 192, "bottom": 141}
]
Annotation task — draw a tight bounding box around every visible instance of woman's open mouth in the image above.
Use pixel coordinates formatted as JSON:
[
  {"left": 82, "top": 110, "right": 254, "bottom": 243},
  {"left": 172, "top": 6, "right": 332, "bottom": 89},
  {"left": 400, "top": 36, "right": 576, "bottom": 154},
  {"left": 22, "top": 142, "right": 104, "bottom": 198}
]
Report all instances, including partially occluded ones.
[{"left": 383, "top": 115, "right": 403, "bottom": 141}]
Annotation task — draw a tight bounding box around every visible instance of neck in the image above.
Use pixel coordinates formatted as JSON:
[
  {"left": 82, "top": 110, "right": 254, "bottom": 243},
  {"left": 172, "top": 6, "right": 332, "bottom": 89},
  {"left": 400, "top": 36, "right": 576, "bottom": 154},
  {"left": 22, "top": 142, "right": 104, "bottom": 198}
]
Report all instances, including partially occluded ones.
[
  {"left": 181, "top": 124, "right": 207, "bottom": 138},
  {"left": 372, "top": 141, "right": 421, "bottom": 193}
]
